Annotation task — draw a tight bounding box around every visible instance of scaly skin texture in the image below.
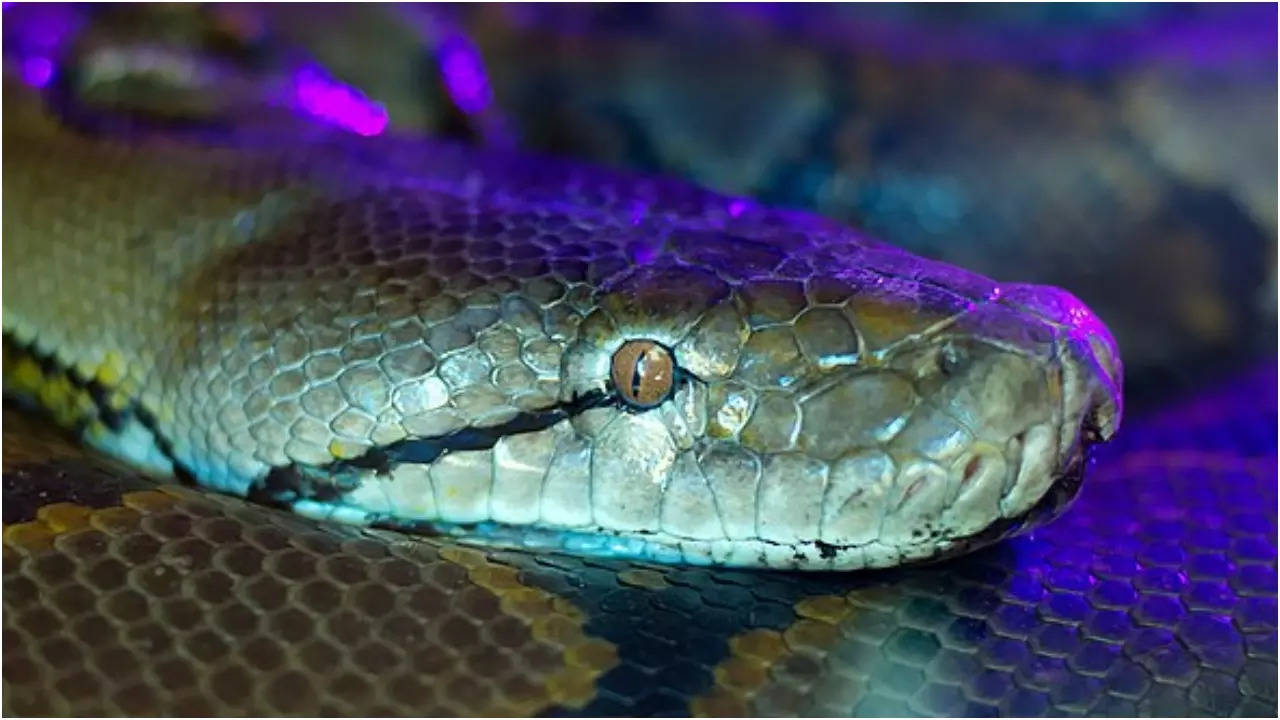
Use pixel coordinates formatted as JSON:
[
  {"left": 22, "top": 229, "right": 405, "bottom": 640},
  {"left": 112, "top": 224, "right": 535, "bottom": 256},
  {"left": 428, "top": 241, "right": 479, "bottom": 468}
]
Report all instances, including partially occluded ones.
[{"left": 2, "top": 80, "right": 1122, "bottom": 570}]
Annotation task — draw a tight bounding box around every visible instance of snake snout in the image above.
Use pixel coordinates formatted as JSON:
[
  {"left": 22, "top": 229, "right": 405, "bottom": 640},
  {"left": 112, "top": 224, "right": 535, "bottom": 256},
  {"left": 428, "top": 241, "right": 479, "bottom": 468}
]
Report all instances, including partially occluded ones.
[{"left": 997, "top": 283, "right": 1124, "bottom": 445}]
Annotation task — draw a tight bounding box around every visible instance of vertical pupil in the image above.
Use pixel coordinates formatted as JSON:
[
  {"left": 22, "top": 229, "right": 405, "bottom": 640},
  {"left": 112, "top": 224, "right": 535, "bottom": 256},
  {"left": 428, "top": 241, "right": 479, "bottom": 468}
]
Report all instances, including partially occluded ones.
[
  {"left": 632, "top": 354, "right": 646, "bottom": 397},
  {"left": 612, "top": 340, "right": 674, "bottom": 408}
]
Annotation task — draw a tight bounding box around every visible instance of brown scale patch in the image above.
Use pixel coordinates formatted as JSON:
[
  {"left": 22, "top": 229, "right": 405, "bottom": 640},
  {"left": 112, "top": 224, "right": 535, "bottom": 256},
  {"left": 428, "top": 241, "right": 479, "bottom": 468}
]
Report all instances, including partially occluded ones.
[
  {"left": 617, "top": 567, "right": 671, "bottom": 591},
  {"left": 3, "top": 410, "right": 617, "bottom": 716},
  {"left": 843, "top": 287, "right": 966, "bottom": 356}
]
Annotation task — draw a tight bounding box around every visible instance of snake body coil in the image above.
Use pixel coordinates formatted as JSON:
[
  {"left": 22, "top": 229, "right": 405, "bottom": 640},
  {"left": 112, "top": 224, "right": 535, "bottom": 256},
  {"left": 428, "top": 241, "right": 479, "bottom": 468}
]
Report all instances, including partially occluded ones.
[{"left": 2, "top": 80, "right": 1122, "bottom": 570}]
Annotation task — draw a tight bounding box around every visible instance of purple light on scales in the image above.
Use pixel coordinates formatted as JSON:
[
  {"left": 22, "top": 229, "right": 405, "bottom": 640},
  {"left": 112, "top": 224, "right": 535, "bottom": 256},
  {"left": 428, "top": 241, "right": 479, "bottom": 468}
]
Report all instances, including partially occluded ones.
[
  {"left": 291, "top": 64, "right": 388, "bottom": 137},
  {"left": 8, "top": 2, "right": 83, "bottom": 89},
  {"left": 19, "top": 55, "right": 52, "bottom": 87},
  {"left": 437, "top": 31, "right": 493, "bottom": 116}
]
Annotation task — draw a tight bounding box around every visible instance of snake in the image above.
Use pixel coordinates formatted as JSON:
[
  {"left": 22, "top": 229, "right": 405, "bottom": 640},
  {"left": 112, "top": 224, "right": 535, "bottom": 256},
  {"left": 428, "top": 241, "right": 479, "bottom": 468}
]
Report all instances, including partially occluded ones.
[
  {"left": 6, "top": 47, "right": 1278, "bottom": 719},
  {"left": 2, "top": 69, "right": 1123, "bottom": 574}
]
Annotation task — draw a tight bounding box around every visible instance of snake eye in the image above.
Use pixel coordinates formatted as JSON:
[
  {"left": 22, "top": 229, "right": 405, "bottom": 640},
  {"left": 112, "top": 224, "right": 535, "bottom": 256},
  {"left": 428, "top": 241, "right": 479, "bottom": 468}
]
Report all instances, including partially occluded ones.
[{"left": 611, "top": 340, "right": 676, "bottom": 409}]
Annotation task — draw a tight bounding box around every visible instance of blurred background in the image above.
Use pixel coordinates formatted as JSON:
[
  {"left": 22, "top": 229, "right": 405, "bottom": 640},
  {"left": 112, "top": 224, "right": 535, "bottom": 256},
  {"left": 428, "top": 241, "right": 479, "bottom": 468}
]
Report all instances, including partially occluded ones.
[{"left": 5, "top": 2, "right": 1277, "bottom": 412}]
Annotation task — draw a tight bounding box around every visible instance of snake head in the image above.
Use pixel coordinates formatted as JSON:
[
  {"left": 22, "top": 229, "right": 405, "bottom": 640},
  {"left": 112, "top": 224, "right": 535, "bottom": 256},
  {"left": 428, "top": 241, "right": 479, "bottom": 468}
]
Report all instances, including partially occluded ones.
[
  {"left": 543, "top": 227, "right": 1122, "bottom": 569},
  {"left": 146, "top": 188, "right": 1124, "bottom": 571}
]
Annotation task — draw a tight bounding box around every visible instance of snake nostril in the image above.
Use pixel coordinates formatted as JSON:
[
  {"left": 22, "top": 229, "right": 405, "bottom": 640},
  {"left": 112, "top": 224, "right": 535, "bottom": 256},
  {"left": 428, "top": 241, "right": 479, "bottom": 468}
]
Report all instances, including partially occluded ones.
[{"left": 962, "top": 455, "right": 983, "bottom": 485}]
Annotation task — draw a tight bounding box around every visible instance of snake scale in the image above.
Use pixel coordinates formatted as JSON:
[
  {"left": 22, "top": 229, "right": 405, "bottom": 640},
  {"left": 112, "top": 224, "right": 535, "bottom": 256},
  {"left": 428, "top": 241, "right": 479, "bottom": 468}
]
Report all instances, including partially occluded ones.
[{"left": 3, "top": 63, "right": 1271, "bottom": 717}]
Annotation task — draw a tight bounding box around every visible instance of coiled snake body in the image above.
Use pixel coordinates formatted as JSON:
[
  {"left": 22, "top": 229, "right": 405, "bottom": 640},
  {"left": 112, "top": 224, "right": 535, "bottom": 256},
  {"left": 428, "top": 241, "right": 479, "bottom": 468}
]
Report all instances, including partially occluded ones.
[{"left": 2, "top": 80, "right": 1121, "bottom": 571}]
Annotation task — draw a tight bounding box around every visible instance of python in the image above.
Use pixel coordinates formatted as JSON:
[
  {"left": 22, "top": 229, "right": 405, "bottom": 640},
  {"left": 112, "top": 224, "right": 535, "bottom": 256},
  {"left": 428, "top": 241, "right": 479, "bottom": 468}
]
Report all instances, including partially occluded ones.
[{"left": 3, "top": 78, "right": 1121, "bottom": 571}]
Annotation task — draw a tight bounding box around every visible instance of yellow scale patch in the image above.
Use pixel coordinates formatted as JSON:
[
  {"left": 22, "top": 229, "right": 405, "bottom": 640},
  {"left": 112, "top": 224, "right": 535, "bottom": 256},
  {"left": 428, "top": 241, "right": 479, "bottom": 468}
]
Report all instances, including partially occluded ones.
[
  {"left": 440, "top": 546, "right": 620, "bottom": 713},
  {"left": 2, "top": 490, "right": 179, "bottom": 552},
  {"left": 691, "top": 594, "right": 864, "bottom": 716},
  {"left": 3, "top": 344, "right": 136, "bottom": 437}
]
